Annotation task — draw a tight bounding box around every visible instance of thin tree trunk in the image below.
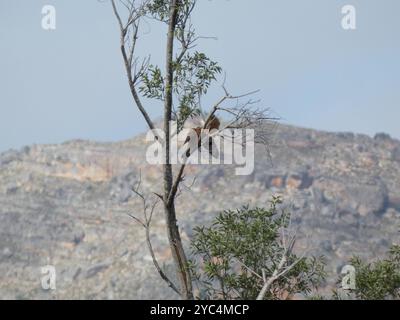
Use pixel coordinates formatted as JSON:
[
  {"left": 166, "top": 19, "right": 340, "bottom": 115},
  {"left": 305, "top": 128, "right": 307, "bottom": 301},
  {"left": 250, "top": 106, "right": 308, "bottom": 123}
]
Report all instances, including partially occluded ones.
[{"left": 163, "top": 0, "right": 193, "bottom": 300}]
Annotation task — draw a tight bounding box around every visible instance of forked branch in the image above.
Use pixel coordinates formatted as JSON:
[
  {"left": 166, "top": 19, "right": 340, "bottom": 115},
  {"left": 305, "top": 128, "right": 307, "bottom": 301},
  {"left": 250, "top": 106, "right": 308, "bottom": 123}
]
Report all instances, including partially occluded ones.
[{"left": 128, "top": 174, "right": 181, "bottom": 296}]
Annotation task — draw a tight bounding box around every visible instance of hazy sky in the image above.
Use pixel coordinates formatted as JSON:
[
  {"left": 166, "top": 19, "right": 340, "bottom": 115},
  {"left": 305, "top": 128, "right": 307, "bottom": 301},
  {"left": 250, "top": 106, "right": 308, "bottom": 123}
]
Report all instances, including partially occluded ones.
[{"left": 1, "top": 0, "right": 399, "bottom": 152}]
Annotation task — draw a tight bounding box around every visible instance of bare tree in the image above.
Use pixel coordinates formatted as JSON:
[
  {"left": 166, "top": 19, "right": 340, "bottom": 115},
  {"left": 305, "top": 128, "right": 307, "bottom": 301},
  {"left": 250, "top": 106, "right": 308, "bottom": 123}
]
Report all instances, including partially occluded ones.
[{"left": 110, "top": 0, "right": 272, "bottom": 300}]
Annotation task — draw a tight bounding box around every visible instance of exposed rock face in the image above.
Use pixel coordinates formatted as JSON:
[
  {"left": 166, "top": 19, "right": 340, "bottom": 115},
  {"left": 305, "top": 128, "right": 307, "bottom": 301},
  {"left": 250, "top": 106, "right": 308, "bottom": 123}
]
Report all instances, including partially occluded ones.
[{"left": 0, "top": 124, "right": 399, "bottom": 299}]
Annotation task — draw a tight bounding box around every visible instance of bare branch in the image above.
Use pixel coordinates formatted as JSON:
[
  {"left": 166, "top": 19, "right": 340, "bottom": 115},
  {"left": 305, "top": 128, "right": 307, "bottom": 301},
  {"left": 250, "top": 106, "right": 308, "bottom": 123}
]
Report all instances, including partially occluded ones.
[
  {"left": 111, "top": 0, "right": 156, "bottom": 131},
  {"left": 168, "top": 88, "right": 274, "bottom": 206},
  {"left": 235, "top": 258, "right": 264, "bottom": 280},
  {"left": 127, "top": 173, "right": 181, "bottom": 296},
  {"left": 256, "top": 218, "right": 306, "bottom": 300}
]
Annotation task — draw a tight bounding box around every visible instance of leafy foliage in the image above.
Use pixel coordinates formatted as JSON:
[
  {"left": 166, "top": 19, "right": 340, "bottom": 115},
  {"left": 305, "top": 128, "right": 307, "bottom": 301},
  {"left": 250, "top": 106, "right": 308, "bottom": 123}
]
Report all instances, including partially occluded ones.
[
  {"left": 173, "top": 52, "right": 222, "bottom": 130},
  {"left": 146, "top": 0, "right": 196, "bottom": 26},
  {"left": 337, "top": 245, "right": 400, "bottom": 300},
  {"left": 139, "top": 51, "right": 221, "bottom": 131},
  {"left": 141, "top": 1, "right": 222, "bottom": 131},
  {"left": 189, "top": 197, "right": 326, "bottom": 300},
  {"left": 139, "top": 65, "right": 165, "bottom": 100}
]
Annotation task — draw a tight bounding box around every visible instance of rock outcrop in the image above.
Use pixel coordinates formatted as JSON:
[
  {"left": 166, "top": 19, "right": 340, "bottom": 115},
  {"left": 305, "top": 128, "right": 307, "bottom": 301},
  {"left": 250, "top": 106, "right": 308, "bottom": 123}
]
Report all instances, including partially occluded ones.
[{"left": 0, "top": 124, "right": 399, "bottom": 299}]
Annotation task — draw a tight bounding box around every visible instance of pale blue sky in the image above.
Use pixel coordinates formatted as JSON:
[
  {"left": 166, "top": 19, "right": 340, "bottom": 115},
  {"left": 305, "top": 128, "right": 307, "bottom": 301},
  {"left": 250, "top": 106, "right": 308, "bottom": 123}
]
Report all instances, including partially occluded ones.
[{"left": 1, "top": 0, "right": 399, "bottom": 152}]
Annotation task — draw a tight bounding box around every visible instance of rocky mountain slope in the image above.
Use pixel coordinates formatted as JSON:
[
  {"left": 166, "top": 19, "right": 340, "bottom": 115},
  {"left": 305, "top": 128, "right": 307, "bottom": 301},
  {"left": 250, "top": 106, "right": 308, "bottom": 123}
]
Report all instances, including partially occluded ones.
[{"left": 1, "top": 124, "right": 399, "bottom": 299}]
